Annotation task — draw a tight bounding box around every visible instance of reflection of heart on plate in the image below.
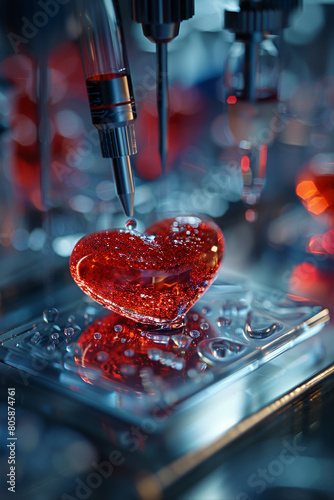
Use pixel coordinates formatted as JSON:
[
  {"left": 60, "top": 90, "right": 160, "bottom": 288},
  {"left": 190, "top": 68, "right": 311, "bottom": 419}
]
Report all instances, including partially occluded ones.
[
  {"left": 76, "top": 310, "right": 216, "bottom": 393},
  {"left": 70, "top": 216, "right": 224, "bottom": 327}
]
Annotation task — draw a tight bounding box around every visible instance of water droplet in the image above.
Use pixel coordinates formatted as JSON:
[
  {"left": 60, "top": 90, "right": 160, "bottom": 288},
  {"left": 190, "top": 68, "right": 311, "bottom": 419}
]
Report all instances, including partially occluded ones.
[
  {"left": 147, "top": 348, "right": 162, "bottom": 361},
  {"left": 171, "top": 358, "right": 185, "bottom": 371},
  {"left": 30, "top": 331, "right": 41, "bottom": 344},
  {"left": 84, "top": 306, "right": 97, "bottom": 322},
  {"left": 94, "top": 332, "right": 102, "bottom": 340},
  {"left": 66, "top": 343, "right": 82, "bottom": 357},
  {"left": 190, "top": 329, "right": 200, "bottom": 338},
  {"left": 146, "top": 333, "right": 170, "bottom": 344},
  {"left": 236, "top": 299, "right": 249, "bottom": 314},
  {"left": 201, "top": 306, "right": 212, "bottom": 316},
  {"left": 191, "top": 313, "right": 199, "bottom": 321},
  {"left": 121, "top": 338, "right": 126, "bottom": 343},
  {"left": 67, "top": 314, "right": 76, "bottom": 323},
  {"left": 140, "top": 331, "right": 146, "bottom": 337},
  {"left": 125, "top": 218, "right": 137, "bottom": 231},
  {"left": 171, "top": 334, "right": 192, "bottom": 348},
  {"left": 200, "top": 323, "right": 209, "bottom": 331},
  {"left": 216, "top": 316, "right": 232, "bottom": 327},
  {"left": 46, "top": 343, "right": 56, "bottom": 353},
  {"left": 114, "top": 324, "right": 122, "bottom": 333},
  {"left": 187, "top": 368, "right": 198, "bottom": 378},
  {"left": 159, "top": 353, "right": 174, "bottom": 366},
  {"left": 64, "top": 327, "right": 75, "bottom": 337},
  {"left": 197, "top": 362, "right": 207, "bottom": 372},
  {"left": 197, "top": 338, "right": 244, "bottom": 364},
  {"left": 65, "top": 344, "right": 75, "bottom": 355},
  {"left": 97, "top": 352, "right": 109, "bottom": 363},
  {"left": 52, "top": 325, "right": 61, "bottom": 333},
  {"left": 43, "top": 308, "right": 59, "bottom": 323},
  {"left": 51, "top": 332, "right": 59, "bottom": 341},
  {"left": 120, "top": 364, "right": 137, "bottom": 376},
  {"left": 124, "top": 349, "right": 134, "bottom": 357},
  {"left": 140, "top": 367, "right": 153, "bottom": 378},
  {"left": 245, "top": 314, "right": 280, "bottom": 339}
]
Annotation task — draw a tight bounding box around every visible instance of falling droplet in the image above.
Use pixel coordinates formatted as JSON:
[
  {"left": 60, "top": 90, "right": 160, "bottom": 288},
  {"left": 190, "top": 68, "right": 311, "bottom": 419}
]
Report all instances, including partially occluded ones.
[
  {"left": 97, "top": 352, "right": 109, "bottom": 363},
  {"left": 200, "top": 323, "right": 209, "bottom": 331},
  {"left": 114, "top": 324, "right": 123, "bottom": 333},
  {"left": 124, "top": 349, "right": 135, "bottom": 357},
  {"left": 30, "top": 331, "right": 41, "bottom": 344},
  {"left": 94, "top": 332, "right": 102, "bottom": 340},
  {"left": 64, "top": 327, "right": 75, "bottom": 337},
  {"left": 147, "top": 348, "right": 162, "bottom": 361},
  {"left": 43, "top": 308, "right": 59, "bottom": 323},
  {"left": 190, "top": 330, "right": 200, "bottom": 338},
  {"left": 125, "top": 218, "right": 137, "bottom": 231},
  {"left": 216, "top": 316, "right": 232, "bottom": 327},
  {"left": 51, "top": 332, "right": 59, "bottom": 341}
]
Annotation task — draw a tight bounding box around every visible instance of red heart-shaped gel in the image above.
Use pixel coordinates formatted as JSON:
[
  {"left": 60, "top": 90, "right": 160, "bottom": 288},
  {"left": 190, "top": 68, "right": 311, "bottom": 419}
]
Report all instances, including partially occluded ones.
[{"left": 70, "top": 216, "right": 224, "bottom": 326}]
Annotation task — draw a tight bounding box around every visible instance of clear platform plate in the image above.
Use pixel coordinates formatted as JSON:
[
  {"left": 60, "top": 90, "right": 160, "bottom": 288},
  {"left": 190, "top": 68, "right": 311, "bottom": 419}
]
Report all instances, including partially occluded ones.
[{"left": 0, "top": 276, "right": 329, "bottom": 425}]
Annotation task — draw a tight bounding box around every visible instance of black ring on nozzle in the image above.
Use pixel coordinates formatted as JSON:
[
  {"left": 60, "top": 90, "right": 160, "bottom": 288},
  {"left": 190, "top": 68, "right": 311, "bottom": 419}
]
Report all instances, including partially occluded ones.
[
  {"left": 224, "top": 0, "right": 301, "bottom": 33},
  {"left": 132, "top": 0, "right": 194, "bottom": 42},
  {"left": 132, "top": 0, "right": 194, "bottom": 25}
]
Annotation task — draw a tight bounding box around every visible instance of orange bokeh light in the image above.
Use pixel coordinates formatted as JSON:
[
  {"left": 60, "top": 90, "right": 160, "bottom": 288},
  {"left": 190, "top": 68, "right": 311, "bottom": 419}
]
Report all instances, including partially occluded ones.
[
  {"left": 308, "top": 234, "right": 325, "bottom": 254},
  {"left": 296, "top": 164, "right": 334, "bottom": 224}
]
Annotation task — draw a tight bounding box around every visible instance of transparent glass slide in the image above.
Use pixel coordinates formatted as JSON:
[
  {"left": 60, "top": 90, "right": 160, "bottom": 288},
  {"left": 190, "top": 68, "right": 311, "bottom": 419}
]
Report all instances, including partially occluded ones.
[{"left": 0, "top": 277, "right": 329, "bottom": 423}]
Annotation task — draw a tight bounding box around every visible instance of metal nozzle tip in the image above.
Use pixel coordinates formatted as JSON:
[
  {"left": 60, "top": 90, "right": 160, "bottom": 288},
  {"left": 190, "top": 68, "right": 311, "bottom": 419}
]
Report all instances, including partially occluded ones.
[
  {"left": 160, "top": 147, "right": 167, "bottom": 174},
  {"left": 119, "top": 193, "right": 134, "bottom": 217},
  {"left": 111, "top": 156, "right": 135, "bottom": 217},
  {"left": 157, "top": 43, "right": 168, "bottom": 175}
]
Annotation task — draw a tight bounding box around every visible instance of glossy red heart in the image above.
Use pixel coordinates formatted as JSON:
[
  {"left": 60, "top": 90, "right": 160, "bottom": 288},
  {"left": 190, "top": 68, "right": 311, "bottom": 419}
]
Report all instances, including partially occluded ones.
[{"left": 70, "top": 216, "right": 224, "bottom": 326}]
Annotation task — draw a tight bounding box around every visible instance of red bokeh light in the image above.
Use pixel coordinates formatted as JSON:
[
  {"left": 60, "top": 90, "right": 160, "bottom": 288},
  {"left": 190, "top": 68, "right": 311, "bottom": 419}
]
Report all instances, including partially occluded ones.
[{"left": 227, "top": 96, "right": 237, "bottom": 105}]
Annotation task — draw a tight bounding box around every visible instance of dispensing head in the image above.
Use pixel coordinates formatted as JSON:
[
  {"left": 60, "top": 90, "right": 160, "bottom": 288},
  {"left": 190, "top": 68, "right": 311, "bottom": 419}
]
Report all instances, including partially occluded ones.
[
  {"left": 223, "top": 0, "right": 302, "bottom": 208},
  {"left": 77, "top": 0, "right": 137, "bottom": 216},
  {"left": 132, "top": 0, "right": 194, "bottom": 173}
]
